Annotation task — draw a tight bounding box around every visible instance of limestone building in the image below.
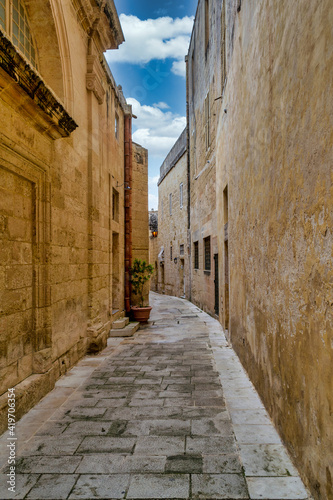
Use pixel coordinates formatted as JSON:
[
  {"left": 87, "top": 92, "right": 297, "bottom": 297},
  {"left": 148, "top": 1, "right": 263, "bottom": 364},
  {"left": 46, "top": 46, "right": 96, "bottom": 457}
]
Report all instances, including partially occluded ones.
[
  {"left": 186, "top": 0, "right": 225, "bottom": 317},
  {"left": 157, "top": 129, "right": 189, "bottom": 298},
  {"left": 157, "top": 0, "right": 332, "bottom": 497},
  {"left": 214, "top": 1, "right": 333, "bottom": 497},
  {"left": 148, "top": 210, "right": 159, "bottom": 292},
  {"left": 0, "top": 0, "right": 148, "bottom": 432}
]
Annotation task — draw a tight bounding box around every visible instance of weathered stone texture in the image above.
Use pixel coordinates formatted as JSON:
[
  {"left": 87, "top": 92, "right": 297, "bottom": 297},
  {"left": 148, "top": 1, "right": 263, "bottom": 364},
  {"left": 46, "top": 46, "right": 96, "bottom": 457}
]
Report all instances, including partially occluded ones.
[
  {"left": 0, "top": 0, "right": 146, "bottom": 433},
  {"left": 216, "top": 0, "right": 333, "bottom": 498},
  {"left": 149, "top": 211, "right": 159, "bottom": 292},
  {"left": 158, "top": 130, "right": 189, "bottom": 299},
  {"left": 131, "top": 143, "right": 149, "bottom": 306},
  {"left": 187, "top": 0, "right": 224, "bottom": 316}
]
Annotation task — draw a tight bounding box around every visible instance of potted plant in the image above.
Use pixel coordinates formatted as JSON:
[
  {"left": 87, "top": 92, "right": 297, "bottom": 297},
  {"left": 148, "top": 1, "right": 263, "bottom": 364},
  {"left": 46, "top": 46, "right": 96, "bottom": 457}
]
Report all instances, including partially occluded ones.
[{"left": 129, "top": 258, "right": 154, "bottom": 323}]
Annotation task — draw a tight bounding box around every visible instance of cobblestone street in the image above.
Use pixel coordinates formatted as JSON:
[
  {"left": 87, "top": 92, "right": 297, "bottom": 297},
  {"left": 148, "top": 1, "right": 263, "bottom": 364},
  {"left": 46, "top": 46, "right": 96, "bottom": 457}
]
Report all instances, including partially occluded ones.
[{"left": 0, "top": 293, "right": 310, "bottom": 499}]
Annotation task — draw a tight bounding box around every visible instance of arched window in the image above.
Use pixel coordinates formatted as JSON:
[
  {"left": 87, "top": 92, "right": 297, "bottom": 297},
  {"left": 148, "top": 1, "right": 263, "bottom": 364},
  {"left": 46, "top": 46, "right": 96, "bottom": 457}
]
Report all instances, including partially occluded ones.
[{"left": 0, "top": 0, "right": 37, "bottom": 68}]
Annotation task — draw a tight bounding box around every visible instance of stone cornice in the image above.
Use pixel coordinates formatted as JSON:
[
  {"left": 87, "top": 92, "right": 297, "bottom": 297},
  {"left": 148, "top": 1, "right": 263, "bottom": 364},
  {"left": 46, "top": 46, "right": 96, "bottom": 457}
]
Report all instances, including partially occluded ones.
[
  {"left": 72, "top": 0, "right": 124, "bottom": 52},
  {"left": 0, "top": 31, "right": 78, "bottom": 139}
]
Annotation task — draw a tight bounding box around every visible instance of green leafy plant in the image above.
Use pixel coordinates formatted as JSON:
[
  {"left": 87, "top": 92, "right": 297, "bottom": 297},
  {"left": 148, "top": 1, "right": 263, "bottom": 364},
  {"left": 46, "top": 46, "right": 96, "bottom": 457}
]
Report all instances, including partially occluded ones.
[{"left": 129, "top": 259, "right": 154, "bottom": 308}]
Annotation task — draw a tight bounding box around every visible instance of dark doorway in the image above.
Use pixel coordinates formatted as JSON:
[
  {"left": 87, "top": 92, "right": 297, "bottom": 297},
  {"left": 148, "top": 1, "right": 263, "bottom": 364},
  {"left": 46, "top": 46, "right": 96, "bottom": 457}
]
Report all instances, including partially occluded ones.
[{"left": 214, "top": 253, "right": 219, "bottom": 315}]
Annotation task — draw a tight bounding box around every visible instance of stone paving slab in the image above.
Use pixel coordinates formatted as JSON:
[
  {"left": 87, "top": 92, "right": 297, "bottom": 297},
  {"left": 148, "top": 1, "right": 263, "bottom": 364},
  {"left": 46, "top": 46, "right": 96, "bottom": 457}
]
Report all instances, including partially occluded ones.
[{"left": 0, "top": 292, "right": 311, "bottom": 499}]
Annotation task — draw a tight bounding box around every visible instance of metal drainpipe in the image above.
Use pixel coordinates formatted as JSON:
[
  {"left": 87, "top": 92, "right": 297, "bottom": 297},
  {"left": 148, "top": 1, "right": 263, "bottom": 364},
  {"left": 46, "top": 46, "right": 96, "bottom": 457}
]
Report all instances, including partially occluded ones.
[{"left": 124, "top": 113, "right": 132, "bottom": 314}]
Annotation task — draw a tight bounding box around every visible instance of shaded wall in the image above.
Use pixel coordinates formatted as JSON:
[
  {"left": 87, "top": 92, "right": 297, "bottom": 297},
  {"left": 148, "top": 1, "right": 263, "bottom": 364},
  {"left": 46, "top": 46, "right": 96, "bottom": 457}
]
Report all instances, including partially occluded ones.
[
  {"left": 131, "top": 143, "right": 149, "bottom": 306},
  {"left": 216, "top": 0, "right": 333, "bottom": 497}
]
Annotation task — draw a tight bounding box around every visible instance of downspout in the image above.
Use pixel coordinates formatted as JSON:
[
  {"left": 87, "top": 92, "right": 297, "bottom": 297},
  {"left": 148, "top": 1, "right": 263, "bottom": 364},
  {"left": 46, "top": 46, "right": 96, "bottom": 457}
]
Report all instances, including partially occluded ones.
[{"left": 124, "top": 112, "right": 132, "bottom": 314}]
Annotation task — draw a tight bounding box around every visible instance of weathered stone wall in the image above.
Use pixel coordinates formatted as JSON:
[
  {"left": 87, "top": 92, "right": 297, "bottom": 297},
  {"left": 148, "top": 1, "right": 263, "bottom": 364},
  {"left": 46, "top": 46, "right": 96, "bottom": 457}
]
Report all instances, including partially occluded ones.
[
  {"left": 158, "top": 131, "right": 189, "bottom": 299},
  {"left": 187, "top": 0, "right": 223, "bottom": 316},
  {"left": 131, "top": 142, "right": 149, "bottom": 306},
  {"left": 149, "top": 211, "right": 159, "bottom": 292},
  {"left": 216, "top": 0, "right": 333, "bottom": 497},
  {"left": 0, "top": 0, "right": 147, "bottom": 433}
]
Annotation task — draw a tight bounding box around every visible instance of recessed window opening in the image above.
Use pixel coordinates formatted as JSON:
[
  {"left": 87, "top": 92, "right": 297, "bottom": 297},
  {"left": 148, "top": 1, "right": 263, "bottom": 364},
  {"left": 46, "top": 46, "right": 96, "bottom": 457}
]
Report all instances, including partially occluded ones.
[
  {"left": 180, "top": 244, "right": 184, "bottom": 256},
  {"left": 204, "top": 236, "right": 211, "bottom": 271},
  {"left": 194, "top": 241, "right": 199, "bottom": 269}
]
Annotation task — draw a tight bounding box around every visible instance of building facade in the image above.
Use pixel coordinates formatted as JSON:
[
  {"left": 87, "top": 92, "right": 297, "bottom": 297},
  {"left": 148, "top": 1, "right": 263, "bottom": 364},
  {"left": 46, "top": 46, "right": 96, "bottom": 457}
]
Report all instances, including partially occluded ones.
[
  {"left": 186, "top": 0, "right": 225, "bottom": 317},
  {"left": 0, "top": 0, "right": 148, "bottom": 432},
  {"left": 157, "top": 129, "right": 189, "bottom": 298},
  {"left": 156, "top": 0, "right": 332, "bottom": 497},
  {"left": 149, "top": 210, "right": 159, "bottom": 292},
  {"left": 215, "top": 1, "right": 333, "bottom": 498}
]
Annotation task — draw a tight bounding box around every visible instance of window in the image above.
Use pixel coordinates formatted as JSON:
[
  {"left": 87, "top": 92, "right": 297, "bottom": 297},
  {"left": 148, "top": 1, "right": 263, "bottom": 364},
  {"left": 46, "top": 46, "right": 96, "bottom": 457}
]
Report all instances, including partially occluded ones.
[
  {"left": 205, "top": 0, "right": 210, "bottom": 50},
  {"left": 180, "top": 244, "right": 184, "bottom": 256},
  {"left": 194, "top": 241, "right": 199, "bottom": 269},
  {"left": 112, "top": 188, "right": 119, "bottom": 222},
  {"left": 180, "top": 183, "right": 183, "bottom": 209},
  {"left": 0, "top": 0, "right": 5, "bottom": 30},
  {"left": 170, "top": 246, "right": 173, "bottom": 261},
  {"left": 221, "top": 1, "right": 227, "bottom": 92},
  {"left": 204, "top": 236, "right": 211, "bottom": 271},
  {"left": 0, "top": 0, "right": 37, "bottom": 68},
  {"left": 205, "top": 92, "right": 210, "bottom": 150},
  {"left": 169, "top": 193, "right": 172, "bottom": 216},
  {"left": 115, "top": 112, "right": 119, "bottom": 139}
]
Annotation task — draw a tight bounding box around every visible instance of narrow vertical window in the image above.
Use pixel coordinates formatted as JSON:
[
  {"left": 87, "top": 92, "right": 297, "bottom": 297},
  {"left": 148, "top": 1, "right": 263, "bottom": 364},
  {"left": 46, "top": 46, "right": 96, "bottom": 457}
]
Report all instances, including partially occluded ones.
[
  {"left": 205, "top": 0, "right": 210, "bottom": 50},
  {"left": 221, "top": 1, "right": 227, "bottom": 92},
  {"left": 205, "top": 92, "right": 210, "bottom": 150},
  {"left": 180, "top": 183, "right": 183, "bottom": 209},
  {"left": 170, "top": 245, "right": 173, "bottom": 261},
  {"left": 180, "top": 244, "right": 184, "bottom": 256},
  {"left": 112, "top": 188, "right": 119, "bottom": 222},
  {"left": 169, "top": 193, "right": 172, "bottom": 216},
  {"left": 204, "top": 236, "right": 211, "bottom": 271},
  {"left": 194, "top": 241, "right": 199, "bottom": 269}
]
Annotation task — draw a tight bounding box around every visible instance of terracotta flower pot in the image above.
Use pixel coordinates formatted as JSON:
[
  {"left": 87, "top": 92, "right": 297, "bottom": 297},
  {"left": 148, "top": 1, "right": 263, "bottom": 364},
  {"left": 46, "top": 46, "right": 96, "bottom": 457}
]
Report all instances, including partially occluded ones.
[{"left": 131, "top": 306, "right": 152, "bottom": 323}]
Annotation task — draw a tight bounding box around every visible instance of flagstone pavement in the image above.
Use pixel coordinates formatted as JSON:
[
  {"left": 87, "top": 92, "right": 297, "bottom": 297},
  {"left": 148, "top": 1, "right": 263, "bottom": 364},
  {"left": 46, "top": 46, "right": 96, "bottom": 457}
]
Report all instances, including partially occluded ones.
[{"left": 0, "top": 292, "right": 311, "bottom": 499}]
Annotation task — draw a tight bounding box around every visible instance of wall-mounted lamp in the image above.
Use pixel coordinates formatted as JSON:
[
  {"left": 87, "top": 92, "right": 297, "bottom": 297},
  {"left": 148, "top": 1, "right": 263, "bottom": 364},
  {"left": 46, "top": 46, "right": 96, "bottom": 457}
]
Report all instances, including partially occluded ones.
[
  {"left": 116, "top": 181, "right": 131, "bottom": 190},
  {"left": 152, "top": 231, "right": 158, "bottom": 238},
  {"left": 174, "top": 257, "right": 178, "bottom": 264}
]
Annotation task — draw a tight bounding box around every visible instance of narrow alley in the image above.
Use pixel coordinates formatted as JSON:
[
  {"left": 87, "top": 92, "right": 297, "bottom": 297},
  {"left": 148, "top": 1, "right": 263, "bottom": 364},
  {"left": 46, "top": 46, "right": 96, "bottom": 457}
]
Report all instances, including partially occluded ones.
[{"left": 0, "top": 293, "right": 310, "bottom": 500}]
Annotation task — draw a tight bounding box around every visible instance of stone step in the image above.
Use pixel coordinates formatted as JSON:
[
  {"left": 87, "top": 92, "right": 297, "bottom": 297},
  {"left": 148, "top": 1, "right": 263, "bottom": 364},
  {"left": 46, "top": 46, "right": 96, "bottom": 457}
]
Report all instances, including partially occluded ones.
[
  {"left": 109, "top": 322, "right": 140, "bottom": 337},
  {"left": 111, "top": 317, "right": 130, "bottom": 329}
]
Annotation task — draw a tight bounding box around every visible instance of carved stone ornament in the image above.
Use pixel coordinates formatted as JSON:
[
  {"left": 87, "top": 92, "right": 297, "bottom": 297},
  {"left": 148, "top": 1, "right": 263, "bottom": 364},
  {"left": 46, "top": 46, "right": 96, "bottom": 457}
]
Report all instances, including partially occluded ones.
[
  {"left": 86, "top": 54, "right": 106, "bottom": 104},
  {"left": 0, "top": 30, "right": 78, "bottom": 138}
]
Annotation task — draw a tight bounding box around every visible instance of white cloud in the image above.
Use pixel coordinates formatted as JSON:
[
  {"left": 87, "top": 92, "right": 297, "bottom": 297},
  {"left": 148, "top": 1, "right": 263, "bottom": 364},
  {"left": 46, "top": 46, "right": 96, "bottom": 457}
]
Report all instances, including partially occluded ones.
[
  {"left": 128, "top": 97, "right": 186, "bottom": 157},
  {"left": 149, "top": 194, "right": 159, "bottom": 211},
  {"left": 107, "top": 14, "right": 194, "bottom": 77},
  {"left": 171, "top": 60, "right": 186, "bottom": 77},
  {"left": 149, "top": 175, "right": 160, "bottom": 189},
  {"left": 153, "top": 102, "right": 170, "bottom": 110}
]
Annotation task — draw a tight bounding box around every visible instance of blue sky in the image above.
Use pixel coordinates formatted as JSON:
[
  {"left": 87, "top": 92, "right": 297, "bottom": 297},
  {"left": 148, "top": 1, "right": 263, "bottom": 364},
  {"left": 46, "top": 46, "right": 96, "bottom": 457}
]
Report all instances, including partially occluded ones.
[{"left": 106, "top": 0, "right": 197, "bottom": 210}]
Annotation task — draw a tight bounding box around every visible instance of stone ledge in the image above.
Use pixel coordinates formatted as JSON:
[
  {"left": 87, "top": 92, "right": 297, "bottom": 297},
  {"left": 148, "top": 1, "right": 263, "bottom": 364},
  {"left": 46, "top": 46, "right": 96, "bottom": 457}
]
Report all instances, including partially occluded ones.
[{"left": 0, "top": 30, "right": 78, "bottom": 139}]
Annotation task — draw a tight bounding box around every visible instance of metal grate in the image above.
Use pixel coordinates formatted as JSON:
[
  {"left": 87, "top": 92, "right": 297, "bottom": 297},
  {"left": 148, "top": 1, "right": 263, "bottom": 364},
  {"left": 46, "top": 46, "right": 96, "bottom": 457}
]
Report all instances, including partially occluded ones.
[{"left": 194, "top": 241, "right": 199, "bottom": 269}]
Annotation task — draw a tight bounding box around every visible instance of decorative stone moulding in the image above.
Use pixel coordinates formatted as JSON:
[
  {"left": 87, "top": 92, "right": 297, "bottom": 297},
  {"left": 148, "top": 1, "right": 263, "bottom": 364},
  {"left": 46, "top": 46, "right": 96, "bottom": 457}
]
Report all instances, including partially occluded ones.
[
  {"left": 0, "top": 31, "right": 78, "bottom": 139},
  {"left": 86, "top": 54, "right": 105, "bottom": 104}
]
